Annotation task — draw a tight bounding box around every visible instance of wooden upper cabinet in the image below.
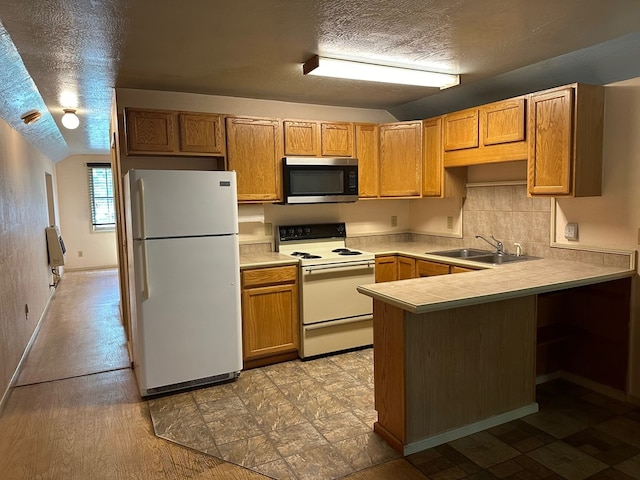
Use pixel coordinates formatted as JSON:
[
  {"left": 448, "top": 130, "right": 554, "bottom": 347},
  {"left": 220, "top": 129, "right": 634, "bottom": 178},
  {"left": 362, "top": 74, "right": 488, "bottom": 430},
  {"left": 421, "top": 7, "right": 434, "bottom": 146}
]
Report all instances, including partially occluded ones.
[
  {"left": 379, "top": 121, "right": 422, "bottom": 197},
  {"left": 481, "top": 98, "right": 526, "bottom": 146},
  {"left": 443, "top": 108, "right": 479, "bottom": 151},
  {"left": 226, "top": 116, "right": 282, "bottom": 202},
  {"left": 283, "top": 120, "right": 354, "bottom": 157},
  {"left": 355, "top": 123, "right": 379, "bottom": 198},
  {"left": 422, "top": 117, "right": 443, "bottom": 197},
  {"left": 528, "top": 83, "right": 604, "bottom": 197},
  {"left": 443, "top": 98, "right": 528, "bottom": 167},
  {"left": 423, "top": 117, "right": 467, "bottom": 198},
  {"left": 321, "top": 122, "right": 354, "bottom": 157},
  {"left": 126, "top": 109, "right": 177, "bottom": 154},
  {"left": 283, "top": 120, "right": 318, "bottom": 156},
  {"left": 178, "top": 113, "right": 224, "bottom": 155},
  {"left": 125, "top": 108, "right": 225, "bottom": 157}
]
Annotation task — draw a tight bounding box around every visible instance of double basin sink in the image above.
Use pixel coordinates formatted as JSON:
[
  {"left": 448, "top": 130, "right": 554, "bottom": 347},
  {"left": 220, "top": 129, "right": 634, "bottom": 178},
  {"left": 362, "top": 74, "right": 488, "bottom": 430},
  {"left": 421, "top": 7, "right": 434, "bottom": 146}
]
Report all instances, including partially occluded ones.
[{"left": 428, "top": 248, "right": 538, "bottom": 265}]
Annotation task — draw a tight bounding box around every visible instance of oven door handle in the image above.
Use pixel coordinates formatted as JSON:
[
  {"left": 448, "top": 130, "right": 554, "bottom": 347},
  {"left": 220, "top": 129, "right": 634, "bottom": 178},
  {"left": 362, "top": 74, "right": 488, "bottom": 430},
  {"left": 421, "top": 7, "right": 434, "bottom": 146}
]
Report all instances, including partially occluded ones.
[{"left": 303, "top": 260, "right": 375, "bottom": 274}]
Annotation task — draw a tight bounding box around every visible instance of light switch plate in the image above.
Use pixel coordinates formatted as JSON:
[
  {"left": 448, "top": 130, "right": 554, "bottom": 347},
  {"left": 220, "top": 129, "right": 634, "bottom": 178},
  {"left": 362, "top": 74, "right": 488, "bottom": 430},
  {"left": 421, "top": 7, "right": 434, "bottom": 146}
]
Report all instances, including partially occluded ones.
[{"left": 564, "top": 223, "right": 579, "bottom": 241}]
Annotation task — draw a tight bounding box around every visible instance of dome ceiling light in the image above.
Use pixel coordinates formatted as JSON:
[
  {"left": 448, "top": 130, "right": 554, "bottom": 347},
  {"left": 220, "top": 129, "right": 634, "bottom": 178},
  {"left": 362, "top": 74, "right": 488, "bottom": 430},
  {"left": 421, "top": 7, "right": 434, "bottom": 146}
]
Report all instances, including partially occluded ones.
[
  {"left": 61, "top": 108, "right": 80, "bottom": 129},
  {"left": 20, "top": 110, "right": 42, "bottom": 125}
]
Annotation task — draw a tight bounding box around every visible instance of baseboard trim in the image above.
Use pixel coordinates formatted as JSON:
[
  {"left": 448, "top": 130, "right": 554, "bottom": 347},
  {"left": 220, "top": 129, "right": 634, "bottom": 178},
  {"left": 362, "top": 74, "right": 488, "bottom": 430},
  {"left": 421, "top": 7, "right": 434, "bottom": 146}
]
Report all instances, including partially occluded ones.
[
  {"left": 63, "top": 265, "right": 118, "bottom": 272},
  {"left": 536, "top": 370, "right": 628, "bottom": 402},
  {"left": 403, "top": 403, "right": 539, "bottom": 456},
  {"left": 0, "top": 283, "right": 57, "bottom": 415}
]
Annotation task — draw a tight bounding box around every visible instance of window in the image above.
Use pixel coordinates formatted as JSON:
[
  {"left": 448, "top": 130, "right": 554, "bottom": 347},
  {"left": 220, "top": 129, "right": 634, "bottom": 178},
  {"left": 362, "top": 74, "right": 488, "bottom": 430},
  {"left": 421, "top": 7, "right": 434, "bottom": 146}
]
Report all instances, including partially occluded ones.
[{"left": 88, "top": 163, "right": 115, "bottom": 231}]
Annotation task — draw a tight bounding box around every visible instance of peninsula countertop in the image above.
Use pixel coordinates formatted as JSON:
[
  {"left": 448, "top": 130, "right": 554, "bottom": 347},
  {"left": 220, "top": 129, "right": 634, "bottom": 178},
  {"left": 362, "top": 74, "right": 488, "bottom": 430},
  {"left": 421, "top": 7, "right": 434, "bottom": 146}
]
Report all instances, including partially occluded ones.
[{"left": 356, "top": 250, "right": 635, "bottom": 315}]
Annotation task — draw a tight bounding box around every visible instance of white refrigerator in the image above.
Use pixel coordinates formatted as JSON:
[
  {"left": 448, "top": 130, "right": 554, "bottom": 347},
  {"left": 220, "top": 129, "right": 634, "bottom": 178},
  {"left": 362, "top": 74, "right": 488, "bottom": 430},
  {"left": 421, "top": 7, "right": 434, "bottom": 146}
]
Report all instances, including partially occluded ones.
[{"left": 125, "top": 169, "right": 242, "bottom": 397}]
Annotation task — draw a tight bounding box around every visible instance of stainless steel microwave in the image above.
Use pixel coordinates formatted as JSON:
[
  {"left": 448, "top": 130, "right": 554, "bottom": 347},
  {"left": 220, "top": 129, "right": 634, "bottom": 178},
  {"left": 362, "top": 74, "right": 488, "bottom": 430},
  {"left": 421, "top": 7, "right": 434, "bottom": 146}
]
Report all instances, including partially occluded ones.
[{"left": 282, "top": 157, "right": 359, "bottom": 204}]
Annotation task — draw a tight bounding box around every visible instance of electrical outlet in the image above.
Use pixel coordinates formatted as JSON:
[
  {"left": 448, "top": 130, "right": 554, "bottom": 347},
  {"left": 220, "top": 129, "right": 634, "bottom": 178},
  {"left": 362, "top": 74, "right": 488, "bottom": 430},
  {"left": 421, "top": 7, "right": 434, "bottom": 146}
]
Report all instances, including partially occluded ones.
[
  {"left": 447, "top": 216, "right": 454, "bottom": 230},
  {"left": 564, "top": 223, "right": 579, "bottom": 241},
  {"left": 78, "top": 250, "right": 83, "bottom": 257},
  {"left": 391, "top": 216, "right": 398, "bottom": 227},
  {"left": 264, "top": 223, "right": 273, "bottom": 236}
]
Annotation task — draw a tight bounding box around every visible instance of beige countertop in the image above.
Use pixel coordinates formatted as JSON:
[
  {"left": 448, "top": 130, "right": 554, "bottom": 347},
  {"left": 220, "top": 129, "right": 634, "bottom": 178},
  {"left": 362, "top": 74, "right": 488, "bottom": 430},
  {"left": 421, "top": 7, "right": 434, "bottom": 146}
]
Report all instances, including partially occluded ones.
[
  {"left": 239, "top": 252, "right": 298, "bottom": 269},
  {"left": 355, "top": 240, "right": 635, "bottom": 314},
  {"left": 357, "top": 257, "right": 634, "bottom": 314}
]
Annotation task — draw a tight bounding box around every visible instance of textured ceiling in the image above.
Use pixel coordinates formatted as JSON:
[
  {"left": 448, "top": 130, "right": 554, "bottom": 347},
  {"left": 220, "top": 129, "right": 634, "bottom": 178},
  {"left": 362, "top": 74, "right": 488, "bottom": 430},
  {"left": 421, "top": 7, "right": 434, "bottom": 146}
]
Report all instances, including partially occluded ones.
[{"left": 1, "top": 0, "right": 640, "bottom": 161}]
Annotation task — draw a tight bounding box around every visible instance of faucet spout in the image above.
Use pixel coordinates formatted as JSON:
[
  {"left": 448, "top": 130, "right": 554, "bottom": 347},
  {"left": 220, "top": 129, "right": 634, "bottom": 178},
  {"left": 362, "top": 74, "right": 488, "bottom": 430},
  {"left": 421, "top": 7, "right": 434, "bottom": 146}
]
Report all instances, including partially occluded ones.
[{"left": 475, "top": 234, "right": 504, "bottom": 254}]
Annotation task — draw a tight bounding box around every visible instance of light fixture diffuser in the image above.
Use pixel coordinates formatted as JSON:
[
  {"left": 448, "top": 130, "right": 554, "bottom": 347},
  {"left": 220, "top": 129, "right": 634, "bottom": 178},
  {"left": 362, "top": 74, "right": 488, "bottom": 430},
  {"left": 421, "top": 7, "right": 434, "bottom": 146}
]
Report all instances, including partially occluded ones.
[
  {"left": 61, "top": 108, "right": 79, "bottom": 129},
  {"left": 303, "top": 55, "right": 460, "bottom": 89}
]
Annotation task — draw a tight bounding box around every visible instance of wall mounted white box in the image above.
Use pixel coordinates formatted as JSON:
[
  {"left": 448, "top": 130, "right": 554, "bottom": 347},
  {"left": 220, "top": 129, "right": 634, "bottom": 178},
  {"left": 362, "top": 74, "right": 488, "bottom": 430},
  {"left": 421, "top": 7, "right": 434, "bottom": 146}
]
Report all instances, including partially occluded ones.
[{"left": 564, "top": 223, "right": 579, "bottom": 241}]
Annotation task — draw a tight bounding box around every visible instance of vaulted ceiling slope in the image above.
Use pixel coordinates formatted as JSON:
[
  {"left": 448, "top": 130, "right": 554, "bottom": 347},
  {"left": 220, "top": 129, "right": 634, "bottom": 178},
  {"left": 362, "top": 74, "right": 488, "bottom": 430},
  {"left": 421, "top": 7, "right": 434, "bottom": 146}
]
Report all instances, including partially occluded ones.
[{"left": 1, "top": 0, "right": 640, "bottom": 161}]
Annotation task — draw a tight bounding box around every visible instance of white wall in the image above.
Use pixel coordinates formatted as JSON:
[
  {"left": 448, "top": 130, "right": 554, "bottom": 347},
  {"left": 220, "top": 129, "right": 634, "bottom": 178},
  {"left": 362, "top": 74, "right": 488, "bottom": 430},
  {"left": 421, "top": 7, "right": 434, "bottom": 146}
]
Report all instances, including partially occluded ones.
[
  {"left": 56, "top": 155, "right": 118, "bottom": 270},
  {"left": 0, "top": 117, "right": 56, "bottom": 402}
]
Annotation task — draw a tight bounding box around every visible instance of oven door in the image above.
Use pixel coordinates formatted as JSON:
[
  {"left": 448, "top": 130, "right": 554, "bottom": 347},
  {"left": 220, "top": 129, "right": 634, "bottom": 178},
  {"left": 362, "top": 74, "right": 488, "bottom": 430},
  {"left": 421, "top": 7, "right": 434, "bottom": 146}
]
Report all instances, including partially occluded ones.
[{"left": 300, "top": 260, "right": 375, "bottom": 325}]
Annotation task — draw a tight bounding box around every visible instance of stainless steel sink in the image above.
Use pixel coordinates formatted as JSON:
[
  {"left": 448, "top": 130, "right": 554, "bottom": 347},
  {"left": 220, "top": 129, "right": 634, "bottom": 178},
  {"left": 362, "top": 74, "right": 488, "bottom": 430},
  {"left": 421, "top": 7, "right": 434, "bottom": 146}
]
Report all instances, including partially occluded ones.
[
  {"left": 465, "top": 253, "right": 539, "bottom": 265},
  {"left": 428, "top": 248, "right": 539, "bottom": 265},
  {"left": 428, "top": 248, "right": 492, "bottom": 258}
]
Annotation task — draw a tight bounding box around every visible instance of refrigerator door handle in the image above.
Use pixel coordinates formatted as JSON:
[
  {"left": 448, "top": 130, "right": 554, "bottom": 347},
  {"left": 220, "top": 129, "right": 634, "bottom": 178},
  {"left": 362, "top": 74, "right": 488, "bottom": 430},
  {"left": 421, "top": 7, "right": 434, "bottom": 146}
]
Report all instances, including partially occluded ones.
[
  {"left": 141, "top": 241, "right": 150, "bottom": 299},
  {"left": 137, "top": 178, "right": 147, "bottom": 239}
]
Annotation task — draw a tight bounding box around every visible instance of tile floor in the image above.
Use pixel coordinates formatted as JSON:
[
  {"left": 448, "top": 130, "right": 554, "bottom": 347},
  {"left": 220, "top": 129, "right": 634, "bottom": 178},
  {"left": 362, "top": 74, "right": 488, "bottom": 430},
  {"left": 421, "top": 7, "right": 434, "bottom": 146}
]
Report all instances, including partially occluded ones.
[
  {"left": 149, "top": 352, "right": 640, "bottom": 480},
  {"left": 148, "top": 348, "right": 400, "bottom": 480}
]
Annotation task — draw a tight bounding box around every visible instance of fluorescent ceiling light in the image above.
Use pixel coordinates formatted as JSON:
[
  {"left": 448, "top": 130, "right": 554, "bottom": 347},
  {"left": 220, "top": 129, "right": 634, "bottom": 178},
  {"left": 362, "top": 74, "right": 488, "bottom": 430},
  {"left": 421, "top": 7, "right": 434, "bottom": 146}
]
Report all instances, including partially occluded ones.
[{"left": 303, "top": 55, "right": 460, "bottom": 89}]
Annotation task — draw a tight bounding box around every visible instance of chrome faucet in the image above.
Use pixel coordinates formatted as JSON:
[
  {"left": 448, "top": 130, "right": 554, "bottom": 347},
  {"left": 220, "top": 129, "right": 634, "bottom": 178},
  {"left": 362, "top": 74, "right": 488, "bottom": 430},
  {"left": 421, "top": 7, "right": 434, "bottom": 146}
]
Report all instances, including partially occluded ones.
[{"left": 475, "top": 235, "right": 504, "bottom": 254}]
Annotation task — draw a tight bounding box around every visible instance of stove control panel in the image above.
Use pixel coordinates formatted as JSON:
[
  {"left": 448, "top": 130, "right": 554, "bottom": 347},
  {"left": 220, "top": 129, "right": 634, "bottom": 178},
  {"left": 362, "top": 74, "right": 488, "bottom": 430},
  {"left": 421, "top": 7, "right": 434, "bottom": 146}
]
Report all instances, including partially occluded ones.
[{"left": 277, "top": 222, "right": 346, "bottom": 242}]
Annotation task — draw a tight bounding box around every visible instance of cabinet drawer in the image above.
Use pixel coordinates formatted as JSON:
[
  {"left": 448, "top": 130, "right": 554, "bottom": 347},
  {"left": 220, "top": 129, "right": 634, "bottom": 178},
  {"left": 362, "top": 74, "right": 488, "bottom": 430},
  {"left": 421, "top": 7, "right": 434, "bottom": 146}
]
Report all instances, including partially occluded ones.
[
  {"left": 242, "top": 265, "right": 297, "bottom": 288},
  {"left": 416, "top": 260, "right": 450, "bottom": 277}
]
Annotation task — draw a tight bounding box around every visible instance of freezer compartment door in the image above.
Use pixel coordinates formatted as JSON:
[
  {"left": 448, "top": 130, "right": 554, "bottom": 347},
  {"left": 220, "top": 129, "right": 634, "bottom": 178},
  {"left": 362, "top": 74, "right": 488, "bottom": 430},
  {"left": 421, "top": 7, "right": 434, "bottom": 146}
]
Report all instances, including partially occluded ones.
[
  {"left": 128, "top": 169, "right": 238, "bottom": 239},
  {"left": 132, "top": 235, "right": 242, "bottom": 393}
]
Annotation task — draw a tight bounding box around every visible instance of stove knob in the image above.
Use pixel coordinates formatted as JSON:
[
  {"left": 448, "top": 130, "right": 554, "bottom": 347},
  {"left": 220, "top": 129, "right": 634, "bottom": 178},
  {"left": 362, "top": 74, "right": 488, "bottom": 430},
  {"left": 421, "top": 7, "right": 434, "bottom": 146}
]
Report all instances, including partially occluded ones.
[
  {"left": 305, "top": 227, "right": 311, "bottom": 235},
  {"left": 296, "top": 227, "right": 303, "bottom": 236}
]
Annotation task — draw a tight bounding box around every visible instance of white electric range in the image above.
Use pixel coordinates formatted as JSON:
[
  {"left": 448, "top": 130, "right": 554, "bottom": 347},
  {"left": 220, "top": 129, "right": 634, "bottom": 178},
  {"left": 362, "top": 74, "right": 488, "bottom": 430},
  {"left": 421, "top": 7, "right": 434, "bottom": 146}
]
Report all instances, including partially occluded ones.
[{"left": 276, "top": 223, "right": 375, "bottom": 359}]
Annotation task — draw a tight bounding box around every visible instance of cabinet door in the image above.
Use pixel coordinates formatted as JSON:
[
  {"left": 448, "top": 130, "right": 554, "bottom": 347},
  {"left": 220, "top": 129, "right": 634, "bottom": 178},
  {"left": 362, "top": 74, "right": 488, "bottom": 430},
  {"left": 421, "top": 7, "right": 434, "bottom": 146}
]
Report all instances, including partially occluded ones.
[
  {"left": 284, "top": 121, "right": 318, "bottom": 155},
  {"left": 321, "top": 122, "right": 354, "bottom": 157},
  {"left": 481, "top": 98, "right": 526, "bottom": 146},
  {"left": 450, "top": 265, "right": 477, "bottom": 274},
  {"left": 528, "top": 88, "right": 574, "bottom": 195},
  {"left": 443, "top": 108, "right": 479, "bottom": 151},
  {"left": 416, "top": 260, "right": 450, "bottom": 277},
  {"left": 226, "top": 117, "right": 282, "bottom": 202},
  {"left": 242, "top": 283, "right": 299, "bottom": 360},
  {"left": 379, "top": 122, "right": 421, "bottom": 197},
  {"left": 397, "top": 256, "right": 416, "bottom": 280},
  {"left": 356, "top": 123, "right": 379, "bottom": 198},
  {"left": 375, "top": 256, "right": 397, "bottom": 283},
  {"left": 422, "top": 117, "right": 443, "bottom": 197},
  {"left": 178, "top": 113, "right": 224, "bottom": 154},
  {"left": 126, "top": 109, "right": 177, "bottom": 153}
]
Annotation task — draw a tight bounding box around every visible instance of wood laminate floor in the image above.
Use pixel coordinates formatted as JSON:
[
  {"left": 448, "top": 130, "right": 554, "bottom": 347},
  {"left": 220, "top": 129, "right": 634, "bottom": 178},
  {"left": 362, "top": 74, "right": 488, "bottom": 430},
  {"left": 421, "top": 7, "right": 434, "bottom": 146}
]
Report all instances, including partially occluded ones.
[{"left": 0, "top": 270, "right": 425, "bottom": 480}]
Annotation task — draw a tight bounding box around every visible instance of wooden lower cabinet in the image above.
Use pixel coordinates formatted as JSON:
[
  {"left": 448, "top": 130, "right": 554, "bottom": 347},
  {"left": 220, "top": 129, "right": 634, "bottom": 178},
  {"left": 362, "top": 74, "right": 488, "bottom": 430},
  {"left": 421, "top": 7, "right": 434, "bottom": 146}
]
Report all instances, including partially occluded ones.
[
  {"left": 376, "top": 255, "right": 478, "bottom": 282},
  {"left": 416, "top": 260, "right": 450, "bottom": 277},
  {"left": 241, "top": 265, "right": 299, "bottom": 369},
  {"left": 375, "top": 256, "right": 398, "bottom": 283},
  {"left": 397, "top": 256, "right": 416, "bottom": 280}
]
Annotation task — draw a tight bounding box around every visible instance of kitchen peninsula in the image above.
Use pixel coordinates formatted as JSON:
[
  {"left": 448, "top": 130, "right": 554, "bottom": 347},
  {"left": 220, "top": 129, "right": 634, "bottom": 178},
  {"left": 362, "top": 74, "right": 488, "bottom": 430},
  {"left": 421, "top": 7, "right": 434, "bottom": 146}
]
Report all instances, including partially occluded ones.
[{"left": 356, "top": 253, "right": 634, "bottom": 455}]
